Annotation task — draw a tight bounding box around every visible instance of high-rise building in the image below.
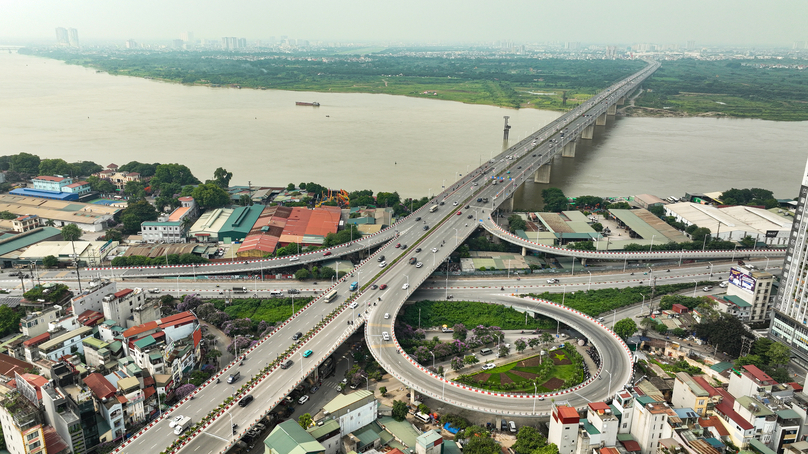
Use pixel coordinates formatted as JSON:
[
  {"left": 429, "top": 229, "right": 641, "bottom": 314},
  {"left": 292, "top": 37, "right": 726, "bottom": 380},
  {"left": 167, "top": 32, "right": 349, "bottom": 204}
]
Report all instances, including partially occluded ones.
[
  {"left": 687, "top": 40, "right": 696, "bottom": 50},
  {"left": 125, "top": 39, "right": 137, "bottom": 49},
  {"left": 67, "top": 28, "right": 79, "bottom": 47},
  {"left": 181, "top": 31, "right": 194, "bottom": 43},
  {"left": 770, "top": 157, "right": 808, "bottom": 367},
  {"left": 221, "top": 37, "right": 238, "bottom": 50},
  {"left": 55, "top": 27, "right": 69, "bottom": 45}
]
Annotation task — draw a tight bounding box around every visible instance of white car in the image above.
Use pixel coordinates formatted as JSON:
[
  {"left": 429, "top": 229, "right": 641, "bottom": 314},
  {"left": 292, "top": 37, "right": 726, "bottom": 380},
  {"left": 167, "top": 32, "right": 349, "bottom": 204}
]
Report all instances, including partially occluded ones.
[
  {"left": 547, "top": 278, "right": 559, "bottom": 284},
  {"left": 482, "top": 363, "right": 495, "bottom": 370},
  {"left": 416, "top": 262, "right": 423, "bottom": 268},
  {"left": 289, "top": 256, "right": 299, "bottom": 261},
  {"left": 349, "top": 302, "right": 358, "bottom": 309},
  {"left": 384, "top": 313, "right": 390, "bottom": 319},
  {"left": 379, "top": 261, "right": 387, "bottom": 267},
  {"left": 169, "top": 415, "right": 184, "bottom": 428},
  {"left": 453, "top": 201, "right": 458, "bottom": 206},
  {"left": 298, "top": 395, "right": 309, "bottom": 405},
  {"left": 431, "top": 248, "right": 438, "bottom": 253},
  {"left": 402, "top": 283, "right": 409, "bottom": 290}
]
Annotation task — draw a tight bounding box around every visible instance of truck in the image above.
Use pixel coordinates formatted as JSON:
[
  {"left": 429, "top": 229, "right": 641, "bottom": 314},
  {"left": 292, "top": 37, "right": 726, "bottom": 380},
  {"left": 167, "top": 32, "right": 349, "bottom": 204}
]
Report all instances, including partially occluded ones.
[
  {"left": 349, "top": 282, "right": 358, "bottom": 291},
  {"left": 429, "top": 205, "right": 439, "bottom": 213},
  {"left": 233, "top": 287, "right": 247, "bottom": 293},
  {"left": 173, "top": 416, "right": 192, "bottom": 435}
]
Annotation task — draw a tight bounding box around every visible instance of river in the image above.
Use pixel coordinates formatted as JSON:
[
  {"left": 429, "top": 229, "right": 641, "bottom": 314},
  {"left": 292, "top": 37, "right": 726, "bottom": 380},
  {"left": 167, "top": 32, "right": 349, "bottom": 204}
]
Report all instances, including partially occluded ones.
[{"left": 1, "top": 52, "right": 806, "bottom": 209}]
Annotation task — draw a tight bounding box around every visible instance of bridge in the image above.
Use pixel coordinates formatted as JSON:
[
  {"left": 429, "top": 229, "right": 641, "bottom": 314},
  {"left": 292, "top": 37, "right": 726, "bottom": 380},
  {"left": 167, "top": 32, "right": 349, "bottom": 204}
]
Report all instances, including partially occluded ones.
[{"left": 114, "top": 61, "right": 776, "bottom": 454}]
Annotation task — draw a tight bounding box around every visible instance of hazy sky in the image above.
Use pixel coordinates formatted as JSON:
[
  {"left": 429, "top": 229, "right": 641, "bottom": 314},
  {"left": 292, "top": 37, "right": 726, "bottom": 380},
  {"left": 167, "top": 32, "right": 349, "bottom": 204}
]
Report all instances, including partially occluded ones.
[{"left": 0, "top": 0, "right": 805, "bottom": 46}]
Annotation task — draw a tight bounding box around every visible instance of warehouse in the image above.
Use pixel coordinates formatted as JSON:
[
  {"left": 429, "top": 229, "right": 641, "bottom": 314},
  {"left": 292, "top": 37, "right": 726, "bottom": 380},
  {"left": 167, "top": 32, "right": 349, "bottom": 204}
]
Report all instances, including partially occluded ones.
[{"left": 664, "top": 202, "right": 791, "bottom": 246}]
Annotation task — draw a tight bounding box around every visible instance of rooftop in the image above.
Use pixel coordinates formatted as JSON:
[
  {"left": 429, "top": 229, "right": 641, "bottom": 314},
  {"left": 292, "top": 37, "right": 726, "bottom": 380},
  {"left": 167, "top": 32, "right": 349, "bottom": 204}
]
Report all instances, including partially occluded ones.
[
  {"left": 264, "top": 420, "right": 325, "bottom": 454},
  {"left": 322, "top": 389, "right": 373, "bottom": 415}
]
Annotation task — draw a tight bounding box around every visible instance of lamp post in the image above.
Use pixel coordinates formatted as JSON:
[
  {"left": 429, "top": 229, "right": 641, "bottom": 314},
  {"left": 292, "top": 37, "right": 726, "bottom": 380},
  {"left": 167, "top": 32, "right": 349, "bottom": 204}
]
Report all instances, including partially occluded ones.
[
  {"left": 430, "top": 351, "right": 435, "bottom": 370},
  {"left": 605, "top": 369, "right": 613, "bottom": 395},
  {"left": 176, "top": 275, "right": 180, "bottom": 298},
  {"left": 454, "top": 228, "right": 459, "bottom": 246},
  {"left": 708, "top": 262, "right": 713, "bottom": 277},
  {"left": 612, "top": 309, "right": 617, "bottom": 327},
  {"left": 533, "top": 382, "right": 538, "bottom": 415},
  {"left": 445, "top": 258, "right": 450, "bottom": 300},
  {"left": 587, "top": 270, "right": 592, "bottom": 291},
  {"left": 365, "top": 375, "right": 369, "bottom": 391},
  {"left": 649, "top": 234, "right": 655, "bottom": 252},
  {"left": 562, "top": 285, "right": 566, "bottom": 306},
  {"left": 640, "top": 293, "right": 645, "bottom": 314},
  {"left": 692, "top": 279, "right": 698, "bottom": 298},
  {"left": 765, "top": 256, "right": 770, "bottom": 270}
]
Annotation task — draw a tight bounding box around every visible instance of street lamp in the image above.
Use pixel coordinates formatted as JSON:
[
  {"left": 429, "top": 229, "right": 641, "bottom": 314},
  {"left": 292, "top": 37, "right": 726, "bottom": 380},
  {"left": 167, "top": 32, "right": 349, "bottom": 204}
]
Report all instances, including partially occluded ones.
[
  {"left": 604, "top": 369, "right": 613, "bottom": 395},
  {"left": 649, "top": 235, "right": 655, "bottom": 252},
  {"left": 708, "top": 262, "right": 713, "bottom": 277},
  {"left": 692, "top": 279, "right": 698, "bottom": 297},
  {"left": 612, "top": 309, "right": 617, "bottom": 327},
  {"left": 640, "top": 293, "right": 646, "bottom": 313},
  {"left": 430, "top": 351, "right": 435, "bottom": 369},
  {"left": 533, "top": 382, "right": 538, "bottom": 415},
  {"left": 454, "top": 228, "right": 459, "bottom": 246},
  {"left": 587, "top": 270, "right": 592, "bottom": 291}
]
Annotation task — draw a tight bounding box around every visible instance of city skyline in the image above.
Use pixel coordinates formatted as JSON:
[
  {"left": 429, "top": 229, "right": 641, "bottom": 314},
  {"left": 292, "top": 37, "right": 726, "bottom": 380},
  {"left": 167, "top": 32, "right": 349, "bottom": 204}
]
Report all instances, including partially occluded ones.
[{"left": 0, "top": 0, "right": 806, "bottom": 47}]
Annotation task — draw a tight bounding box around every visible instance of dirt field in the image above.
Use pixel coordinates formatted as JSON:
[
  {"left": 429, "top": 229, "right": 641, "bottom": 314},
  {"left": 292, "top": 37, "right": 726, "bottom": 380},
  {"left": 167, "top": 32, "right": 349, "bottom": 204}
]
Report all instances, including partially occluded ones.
[{"left": 541, "top": 377, "right": 564, "bottom": 391}]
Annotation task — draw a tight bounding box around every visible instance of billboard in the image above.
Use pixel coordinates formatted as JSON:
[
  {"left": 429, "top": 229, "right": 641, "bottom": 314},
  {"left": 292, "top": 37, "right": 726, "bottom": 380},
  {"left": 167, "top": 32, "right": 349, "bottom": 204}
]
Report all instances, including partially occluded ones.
[{"left": 729, "top": 267, "right": 757, "bottom": 292}]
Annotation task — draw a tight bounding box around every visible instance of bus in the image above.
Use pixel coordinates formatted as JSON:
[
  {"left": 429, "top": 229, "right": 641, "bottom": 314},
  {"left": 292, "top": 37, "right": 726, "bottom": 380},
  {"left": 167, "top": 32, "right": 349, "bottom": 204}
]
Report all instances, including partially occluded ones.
[
  {"left": 323, "top": 290, "right": 338, "bottom": 303},
  {"left": 429, "top": 205, "right": 439, "bottom": 213},
  {"left": 349, "top": 282, "right": 358, "bottom": 291}
]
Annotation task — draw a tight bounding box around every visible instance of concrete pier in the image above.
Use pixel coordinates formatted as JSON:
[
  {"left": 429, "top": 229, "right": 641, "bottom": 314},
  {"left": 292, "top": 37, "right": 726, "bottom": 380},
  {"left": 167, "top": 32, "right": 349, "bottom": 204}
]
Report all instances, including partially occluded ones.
[
  {"left": 607, "top": 104, "right": 617, "bottom": 115},
  {"left": 581, "top": 124, "right": 595, "bottom": 140},
  {"left": 617, "top": 96, "right": 625, "bottom": 105},
  {"left": 533, "top": 163, "right": 551, "bottom": 184},
  {"left": 562, "top": 140, "right": 577, "bottom": 158},
  {"left": 596, "top": 112, "right": 607, "bottom": 126}
]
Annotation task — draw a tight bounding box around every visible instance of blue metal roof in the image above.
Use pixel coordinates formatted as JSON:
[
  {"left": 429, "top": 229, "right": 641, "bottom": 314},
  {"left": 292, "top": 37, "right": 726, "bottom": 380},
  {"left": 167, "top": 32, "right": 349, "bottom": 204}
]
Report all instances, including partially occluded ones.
[{"left": 10, "top": 188, "right": 78, "bottom": 201}]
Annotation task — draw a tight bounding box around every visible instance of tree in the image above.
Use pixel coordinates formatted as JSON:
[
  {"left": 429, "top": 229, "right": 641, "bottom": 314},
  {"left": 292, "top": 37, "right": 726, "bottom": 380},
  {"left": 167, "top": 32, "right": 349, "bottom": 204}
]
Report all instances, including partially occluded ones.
[
  {"left": 294, "top": 269, "right": 311, "bottom": 280},
  {"left": 451, "top": 356, "right": 464, "bottom": 371},
  {"left": 238, "top": 194, "right": 253, "bottom": 206},
  {"left": 542, "top": 187, "right": 568, "bottom": 212},
  {"left": 212, "top": 167, "right": 233, "bottom": 188},
  {"left": 105, "top": 228, "right": 123, "bottom": 242},
  {"left": 205, "top": 349, "right": 222, "bottom": 361},
  {"left": 379, "top": 386, "right": 387, "bottom": 396},
  {"left": 124, "top": 180, "right": 147, "bottom": 200},
  {"left": 417, "top": 403, "right": 430, "bottom": 414},
  {"left": 287, "top": 183, "right": 296, "bottom": 191},
  {"left": 119, "top": 199, "right": 159, "bottom": 234},
  {"left": 298, "top": 413, "right": 313, "bottom": 429},
  {"left": 694, "top": 314, "right": 751, "bottom": 357},
  {"left": 690, "top": 227, "right": 712, "bottom": 244},
  {"left": 515, "top": 338, "right": 527, "bottom": 353},
  {"left": 508, "top": 215, "right": 527, "bottom": 233},
  {"left": 648, "top": 205, "right": 665, "bottom": 218},
  {"left": 0, "top": 306, "right": 22, "bottom": 336},
  {"left": 464, "top": 355, "right": 479, "bottom": 366},
  {"left": 42, "top": 255, "right": 58, "bottom": 268},
  {"left": 613, "top": 318, "right": 637, "bottom": 340},
  {"left": 61, "top": 223, "right": 82, "bottom": 241},
  {"left": 464, "top": 435, "right": 501, "bottom": 454},
  {"left": 192, "top": 183, "right": 231, "bottom": 209},
  {"left": 591, "top": 223, "right": 604, "bottom": 232},
  {"left": 119, "top": 161, "right": 159, "bottom": 177},
  {"left": 87, "top": 175, "right": 115, "bottom": 194},
  {"left": 151, "top": 164, "right": 199, "bottom": 193},
  {"left": 8, "top": 152, "right": 40, "bottom": 175},
  {"left": 541, "top": 333, "right": 553, "bottom": 344},
  {"left": 392, "top": 400, "right": 408, "bottom": 421},
  {"left": 498, "top": 344, "right": 510, "bottom": 358},
  {"left": 528, "top": 337, "right": 540, "bottom": 349},
  {"left": 767, "top": 342, "right": 791, "bottom": 367},
  {"left": 740, "top": 236, "right": 756, "bottom": 248},
  {"left": 513, "top": 426, "right": 551, "bottom": 454},
  {"left": 453, "top": 323, "right": 467, "bottom": 340},
  {"left": 654, "top": 323, "right": 668, "bottom": 335}
]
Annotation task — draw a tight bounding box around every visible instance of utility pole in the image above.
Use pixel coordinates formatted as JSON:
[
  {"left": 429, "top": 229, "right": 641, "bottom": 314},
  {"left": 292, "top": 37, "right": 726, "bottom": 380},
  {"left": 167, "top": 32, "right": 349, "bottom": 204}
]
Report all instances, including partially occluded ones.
[{"left": 503, "top": 116, "right": 511, "bottom": 142}]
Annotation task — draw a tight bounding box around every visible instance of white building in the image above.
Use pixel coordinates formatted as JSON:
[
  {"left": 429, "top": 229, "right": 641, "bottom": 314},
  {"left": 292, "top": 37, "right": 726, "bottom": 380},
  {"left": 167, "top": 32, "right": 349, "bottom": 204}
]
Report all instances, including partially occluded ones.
[
  {"left": 71, "top": 279, "right": 117, "bottom": 316},
  {"left": 37, "top": 326, "right": 93, "bottom": 361},
  {"left": 728, "top": 365, "right": 777, "bottom": 400},
  {"left": 321, "top": 390, "right": 378, "bottom": 437},
  {"left": 664, "top": 202, "right": 791, "bottom": 246},
  {"left": 726, "top": 265, "right": 774, "bottom": 323},
  {"left": 549, "top": 403, "right": 580, "bottom": 454},
  {"left": 628, "top": 399, "right": 675, "bottom": 454},
  {"left": 102, "top": 288, "right": 160, "bottom": 328}
]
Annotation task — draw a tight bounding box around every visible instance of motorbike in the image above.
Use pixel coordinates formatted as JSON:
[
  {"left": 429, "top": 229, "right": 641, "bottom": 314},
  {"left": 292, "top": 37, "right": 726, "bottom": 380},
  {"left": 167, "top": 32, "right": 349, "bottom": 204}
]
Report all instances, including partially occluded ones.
[
  {"left": 190, "top": 395, "right": 194, "bottom": 400},
  {"left": 667, "top": 269, "right": 670, "bottom": 272},
  {"left": 240, "top": 361, "right": 244, "bottom": 366},
  {"left": 216, "top": 378, "right": 220, "bottom": 384},
  {"left": 630, "top": 272, "right": 634, "bottom": 275},
  {"left": 501, "top": 287, "right": 504, "bottom": 291}
]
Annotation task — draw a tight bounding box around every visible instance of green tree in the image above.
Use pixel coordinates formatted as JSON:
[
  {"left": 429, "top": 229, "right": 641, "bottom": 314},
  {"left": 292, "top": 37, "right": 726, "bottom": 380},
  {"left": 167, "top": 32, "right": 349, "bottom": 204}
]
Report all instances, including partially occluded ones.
[
  {"left": 591, "top": 223, "right": 604, "bottom": 232},
  {"left": 124, "top": 180, "right": 147, "bottom": 200},
  {"left": 464, "top": 434, "right": 501, "bottom": 454},
  {"left": 379, "top": 386, "right": 387, "bottom": 396},
  {"left": 119, "top": 199, "right": 159, "bottom": 234},
  {"left": 648, "top": 205, "right": 665, "bottom": 218},
  {"left": 542, "top": 187, "right": 568, "bottom": 212},
  {"left": 212, "top": 167, "right": 233, "bottom": 188},
  {"left": 515, "top": 338, "right": 527, "bottom": 353},
  {"left": 86, "top": 176, "right": 115, "bottom": 194},
  {"left": 740, "top": 236, "right": 755, "bottom": 248},
  {"left": 294, "top": 269, "right": 311, "bottom": 280},
  {"left": 541, "top": 333, "right": 553, "bottom": 344},
  {"left": 0, "top": 211, "right": 16, "bottom": 220},
  {"left": 767, "top": 342, "right": 791, "bottom": 367},
  {"left": 498, "top": 344, "right": 510, "bottom": 358},
  {"left": 119, "top": 161, "right": 159, "bottom": 177},
  {"left": 694, "top": 314, "right": 751, "bottom": 357},
  {"left": 239, "top": 194, "right": 253, "bottom": 206},
  {"left": 206, "top": 349, "right": 222, "bottom": 361},
  {"left": 298, "top": 413, "right": 313, "bottom": 429},
  {"left": 464, "top": 355, "right": 479, "bottom": 366},
  {"left": 690, "top": 227, "right": 711, "bottom": 244},
  {"left": 42, "top": 255, "right": 58, "bottom": 268},
  {"left": 192, "top": 183, "right": 231, "bottom": 209},
  {"left": 392, "top": 400, "right": 408, "bottom": 421},
  {"left": 61, "top": 223, "right": 82, "bottom": 241},
  {"left": 654, "top": 323, "right": 668, "bottom": 335},
  {"left": 287, "top": 183, "right": 296, "bottom": 191},
  {"left": 513, "top": 426, "right": 551, "bottom": 454},
  {"left": 613, "top": 318, "right": 637, "bottom": 340},
  {"left": 508, "top": 215, "right": 527, "bottom": 233},
  {"left": 38, "top": 158, "right": 74, "bottom": 176},
  {"left": 0, "top": 306, "right": 22, "bottom": 336},
  {"left": 8, "top": 152, "right": 41, "bottom": 175},
  {"left": 151, "top": 163, "right": 199, "bottom": 192}
]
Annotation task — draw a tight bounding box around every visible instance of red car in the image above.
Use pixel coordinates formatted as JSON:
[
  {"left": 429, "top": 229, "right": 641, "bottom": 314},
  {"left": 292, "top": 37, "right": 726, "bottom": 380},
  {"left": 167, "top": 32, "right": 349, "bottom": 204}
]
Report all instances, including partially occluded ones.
[
  {"left": 379, "top": 284, "right": 388, "bottom": 290},
  {"left": 456, "top": 211, "right": 462, "bottom": 215},
  {"left": 395, "top": 243, "right": 401, "bottom": 248},
  {"left": 323, "top": 251, "right": 331, "bottom": 256}
]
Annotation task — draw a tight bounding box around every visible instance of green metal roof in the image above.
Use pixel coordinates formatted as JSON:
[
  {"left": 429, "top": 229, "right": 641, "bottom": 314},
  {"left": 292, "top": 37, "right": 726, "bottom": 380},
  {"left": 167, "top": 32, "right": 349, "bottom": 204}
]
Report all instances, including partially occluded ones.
[
  {"left": 133, "top": 335, "right": 156, "bottom": 349},
  {"left": 108, "top": 340, "right": 123, "bottom": 354},
  {"left": 635, "top": 395, "right": 655, "bottom": 407},
  {"left": 417, "top": 430, "right": 443, "bottom": 448},
  {"left": 352, "top": 422, "right": 381, "bottom": 449},
  {"left": 265, "top": 420, "right": 325, "bottom": 454},
  {"left": 0, "top": 227, "right": 62, "bottom": 256},
  {"left": 307, "top": 419, "right": 340, "bottom": 439},
  {"left": 710, "top": 362, "right": 735, "bottom": 373},
  {"left": 617, "top": 434, "right": 637, "bottom": 442},
  {"left": 220, "top": 205, "right": 263, "bottom": 240},
  {"left": 777, "top": 409, "right": 801, "bottom": 420},
  {"left": 443, "top": 441, "right": 462, "bottom": 454},
  {"left": 582, "top": 421, "right": 600, "bottom": 435},
  {"left": 609, "top": 404, "right": 622, "bottom": 417},
  {"left": 149, "top": 351, "right": 163, "bottom": 360},
  {"left": 723, "top": 295, "right": 752, "bottom": 308},
  {"left": 82, "top": 337, "right": 108, "bottom": 349},
  {"left": 749, "top": 439, "right": 777, "bottom": 454},
  {"left": 378, "top": 416, "right": 419, "bottom": 449}
]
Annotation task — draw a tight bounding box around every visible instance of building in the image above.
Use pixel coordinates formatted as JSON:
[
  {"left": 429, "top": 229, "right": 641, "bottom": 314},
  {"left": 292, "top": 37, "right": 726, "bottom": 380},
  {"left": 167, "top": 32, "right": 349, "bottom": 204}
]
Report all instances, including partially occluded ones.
[
  {"left": 634, "top": 194, "right": 667, "bottom": 210},
  {"left": 0, "top": 227, "right": 64, "bottom": 268},
  {"left": 0, "top": 195, "right": 119, "bottom": 232},
  {"left": 37, "top": 326, "right": 93, "bottom": 361},
  {"left": 141, "top": 197, "right": 199, "bottom": 243},
  {"left": 321, "top": 390, "right": 378, "bottom": 437},
  {"left": 93, "top": 164, "right": 142, "bottom": 191},
  {"left": 672, "top": 372, "right": 710, "bottom": 416},
  {"left": 67, "top": 28, "right": 79, "bottom": 47},
  {"left": 55, "top": 27, "right": 68, "bottom": 45},
  {"left": 42, "top": 381, "right": 100, "bottom": 454},
  {"left": 578, "top": 401, "right": 619, "bottom": 454},
  {"left": 629, "top": 397, "right": 677, "bottom": 454},
  {"left": 34, "top": 175, "right": 73, "bottom": 192},
  {"left": 416, "top": 430, "right": 443, "bottom": 454},
  {"left": 83, "top": 372, "right": 125, "bottom": 441},
  {"left": 10, "top": 175, "right": 92, "bottom": 200},
  {"left": 120, "top": 311, "right": 201, "bottom": 384},
  {"left": 708, "top": 295, "right": 752, "bottom": 321},
  {"left": 664, "top": 202, "right": 791, "bottom": 246},
  {"left": 102, "top": 288, "right": 160, "bottom": 328},
  {"left": 21, "top": 305, "right": 66, "bottom": 338},
  {"left": 19, "top": 240, "right": 118, "bottom": 267},
  {"left": 237, "top": 205, "right": 342, "bottom": 257},
  {"left": 71, "top": 279, "right": 117, "bottom": 316},
  {"left": 728, "top": 365, "right": 777, "bottom": 400},
  {"left": 550, "top": 403, "right": 580, "bottom": 454},
  {"left": 726, "top": 265, "right": 774, "bottom": 322},
  {"left": 12, "top": 215, "right": 41, "bottom": 233},
  {"left": 0, "top": 382, "right": 50, "bottom": 454},
  {"left": 264, "top": 420, "right": 326, "bottom": 454}
]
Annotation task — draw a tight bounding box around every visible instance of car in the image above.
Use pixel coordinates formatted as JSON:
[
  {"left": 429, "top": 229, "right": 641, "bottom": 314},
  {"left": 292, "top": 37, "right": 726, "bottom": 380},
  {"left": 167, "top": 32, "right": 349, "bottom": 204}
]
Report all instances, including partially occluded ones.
[
  {"left": 379, "top": 284, "right": 388, "bottom": 290},
  {"left": 169, "top": 415, "right": 184, "bottom": 427},
  {"left": 482, "top": 363, "right": 495, "bottom": 370},
  {"left": 323, "top": 251, "right": 331, "bottom": 256},
  {"left": 402, "top": 283, "right": 409, "bottom": 290},
  {"left": 453, "top": 201, "right": 458, "bottom": 206},
  {"left": 341, "top": 378, "right": 348, "bottom": 385},
  {"left": 309, "top": 386, "right": 319, "bottom": 394},
  {"left": 238, "top": 395, "right": 254, "bottom": 407},
  {"left": 702, "top": 286, "right": 713, "bottom": 292},
  {"left": 416, "top": 262, "right": 423, "bottom": 268},
  {"left": 289, "top": 256, "right": 299, "bottom": 261},
  {"left": 532, "top": 154, "right": 536, "bottom": 157},
  {"left": 456, "top": 211, "right": 462, "bottom": 215},
  {"left": 287, "top": 288, "right": 300, "bottom": 294},
  {"left": 382, "top": 332, "right": 390, "bottom": 341},
  {"left": 467, "top": 214, "right": 473, "bottom": 219},
  {"left": 350, "top": 382, "right": 359, "bottom": 390},
  {"left": 303, "top": 349, "right": 313, "bottom": 358},
  {"left": 547, "top": 278, "right": 559, "bottom": 284},
  {"left": 465, "top": 205, "right": 470, "bottom": 209},
  {"left": 384, "top": 313, "right": 390, "bottom": 319},
  {"left": 409, "top": 257, "right": 417, "bottom": 265},
  {"left": 379, "top": 261, "right": 387, "bottom": 267},
  {"left": 298, "top": 395, "right": 309, "bottom": 404},
  {"left": 477, "top": 198, "right": 483, "bottom": 202},
  {"left": 292, "top": 332, "right": 303, "bottom": 341},
  {"left": 415, "top": 217, "right": 421, "bottom": 221},
  {"left": 377, "top": 256, "right": 385, "bottom": 262},
  {"left": 401, "top": 244, "right": 408, "bottom": 250},
  {"left": 370, "top": 284, "right": 378, "bottom": 290},
  {"left": 431, "top": 248, "right": 438, "bottom": 253},
  {"left": 395, "top": 243, "right": 401, "bottom": 248},
  {"left": 439, "top": 201, "right": 445, "bottom": 206},
  {"left": 423, "top": 225, "right": 429, "bottom": 230},
  {"left": 415, "top": 247, "right": 422, "bottom": 253},
  {"left": 349, "top": 302, "right": 358, "bottom": 309},
  {"left": 517, "top": 166, "right": 522, "bottom": 169}
]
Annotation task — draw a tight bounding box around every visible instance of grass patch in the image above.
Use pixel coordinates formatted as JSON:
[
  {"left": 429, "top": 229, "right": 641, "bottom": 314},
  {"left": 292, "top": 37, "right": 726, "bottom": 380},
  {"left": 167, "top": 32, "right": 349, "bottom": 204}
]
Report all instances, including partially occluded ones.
[
  {"left": 457, "top": 348, "right": 582, "bottom": 393},
  {"left": 211, "top": 297, "right": 313, "bottom": 325},
  {"left": 399, "top": 300, "right": 553, "bottom": 330}
]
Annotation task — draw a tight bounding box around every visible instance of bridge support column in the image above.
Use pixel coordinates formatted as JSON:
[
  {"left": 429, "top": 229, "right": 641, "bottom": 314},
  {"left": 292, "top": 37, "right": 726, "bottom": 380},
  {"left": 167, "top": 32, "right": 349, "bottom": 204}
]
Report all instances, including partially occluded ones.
[
  {"left": 522, "top": 247, "right": 527, "bottom": 257},
  {"left": 617, "top": 96, "right": 625, "bottom": 105},
  {"left": 596, "top": 113, "right": 607, "bottom": 126},
  {"left": 581, "top": 124, "right": 595, "bottom": 140},
  {"left": 607, "top": 104, "right": 617, "bottom": 115},
  {"left": 533, "top": 163, "right": 551, "bottom": 183},
  {"left": 581, "top": 258, "right": 587, "bottom": 266},
  {"left": 562, "top": 141, "right": 577, "bottom": 158},
  {"left": 507, "top": 195, "right": 514, "bottom": 212}
]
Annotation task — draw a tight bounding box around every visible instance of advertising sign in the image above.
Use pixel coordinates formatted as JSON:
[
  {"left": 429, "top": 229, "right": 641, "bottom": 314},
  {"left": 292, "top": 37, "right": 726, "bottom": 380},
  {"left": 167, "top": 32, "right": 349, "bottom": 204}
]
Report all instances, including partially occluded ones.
[{"left": 729, "top": 267, "right": 757, "bottom": 292}]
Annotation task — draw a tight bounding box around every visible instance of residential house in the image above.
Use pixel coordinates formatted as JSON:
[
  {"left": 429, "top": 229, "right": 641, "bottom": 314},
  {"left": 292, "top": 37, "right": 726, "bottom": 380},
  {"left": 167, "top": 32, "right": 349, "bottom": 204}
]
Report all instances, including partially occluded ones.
[
  {"left": 672, "top": 373, "right": 711, "bottom": 416},
  {"left": 550, "top": 403, "right": 580, "bottom": 454},
  {"left": 264, "top": 420, "right": 325, "bottom": 454}
]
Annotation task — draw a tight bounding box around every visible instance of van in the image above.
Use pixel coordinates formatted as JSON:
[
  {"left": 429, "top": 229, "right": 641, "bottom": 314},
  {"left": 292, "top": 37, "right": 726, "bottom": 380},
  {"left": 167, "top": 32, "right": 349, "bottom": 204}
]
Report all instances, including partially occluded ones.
[
  {"left": 508, "top": 421, "right": 517, "bottom": 433},
  {"left": 269, "top": 290, "right": 283, "bottom": 296},
  {"left": 238, "top": 395, "right": 254, "bottom": 407},
  {"left": 382, "top": 332, "right": 390, "bottom": 341},
  {"left": 480, "top": 348, "right": 493, "bottom": 356},
  {"left": 281, "top": 359, "right": 293, "bottom": 369},
  {"left": 415, "top": 413, "right": 430, "bottom": 423},
  {"left": 227, "top": 371, "right": 240, "bottom": 384}
]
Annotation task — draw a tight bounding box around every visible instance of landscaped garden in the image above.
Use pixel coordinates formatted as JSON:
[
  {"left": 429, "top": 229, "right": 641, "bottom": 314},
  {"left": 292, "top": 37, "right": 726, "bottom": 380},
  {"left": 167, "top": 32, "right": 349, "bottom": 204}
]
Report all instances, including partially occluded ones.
[{"left": 453, "top": 344, "right": 584, "bottom": 393}]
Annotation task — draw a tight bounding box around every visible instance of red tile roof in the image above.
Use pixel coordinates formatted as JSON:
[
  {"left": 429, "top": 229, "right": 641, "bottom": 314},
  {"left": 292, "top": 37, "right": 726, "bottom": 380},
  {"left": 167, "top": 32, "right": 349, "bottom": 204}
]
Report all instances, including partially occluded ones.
[
  {"left": 159, "top": 311, "right": 196, "bottom": 329},
  {"left": 122, "top": 320, "right": 159, "bottom": 339},
  {"left": 107, "top": 164, "right": 118, "bottom": 169},
  {"left": 788, "top": 382, "right": 804, "bottom": 392},
  {"left": 65, "top": 181, "right": 89, "bottom": 188},
  {"left": 715, "top": 401, "right": 753, "bottom": 430},
  {"left": 178, "top": 196, "right": 194, "bottom": 202},
  {"left": 43, "top": 425, "right": 69, "bottom": 454},
  {"left": 601, "top": 448, "right": 621, "bottom": 454},
  {"left": 144, "top": 386, "right": 156, "bottom": 399},
  {"left": 588, "top": 402, "right": 611, "bottom": 413},
  {"left": 698, "top": 416, "right": 730, "bottom": 436},
  {"left": 691, "top": 376, "right": 720, "bottom": 397},
  {"left": 83, "top": 373, "right": 116, "bottom": 399},
  {"left": 0, "top": 353, "right": 35, "bottom": 377},
  {"left": 743, "top": 365, "right": 776, "bottom": 384},
  {"left": 113, "top": 289, "right": 133, "bottom": 299},
  {"left": 23, "top": 332, "right": 51, "bottom": 347},
  {"left": 619, "top": 439, "right": 641, "bottom": 452},
  {"left": 34, "top": 176, "right": 67, "bottom": 182}
]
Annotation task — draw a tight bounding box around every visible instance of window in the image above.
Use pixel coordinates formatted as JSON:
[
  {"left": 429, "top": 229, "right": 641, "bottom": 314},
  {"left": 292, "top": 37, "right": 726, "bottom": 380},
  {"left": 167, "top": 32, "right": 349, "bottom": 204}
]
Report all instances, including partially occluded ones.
[{"left": 26, "top": 433, "right": 38, "bottom": 441}]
